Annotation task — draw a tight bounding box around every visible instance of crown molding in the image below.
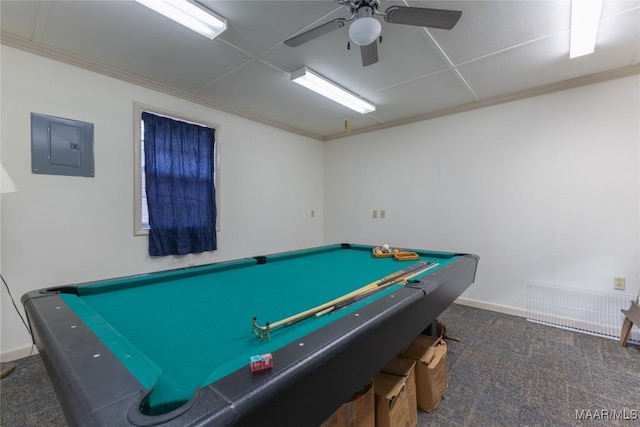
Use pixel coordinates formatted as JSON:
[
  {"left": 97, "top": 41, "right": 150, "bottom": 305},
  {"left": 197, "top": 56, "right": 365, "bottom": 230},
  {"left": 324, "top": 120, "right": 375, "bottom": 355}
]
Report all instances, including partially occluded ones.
[
  {"left": 323, "top": 64, "right": 640, "bottom": 141},
  {"left": 0, "top": 32, "right": 323, "bottom": 141}
]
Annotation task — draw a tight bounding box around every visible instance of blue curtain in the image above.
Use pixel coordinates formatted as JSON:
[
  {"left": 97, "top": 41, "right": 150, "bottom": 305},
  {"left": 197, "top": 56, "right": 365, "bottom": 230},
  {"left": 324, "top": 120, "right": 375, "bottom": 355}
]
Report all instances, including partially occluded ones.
[{"left": 143, "top": 112, "right": 217, "bottom": 256}]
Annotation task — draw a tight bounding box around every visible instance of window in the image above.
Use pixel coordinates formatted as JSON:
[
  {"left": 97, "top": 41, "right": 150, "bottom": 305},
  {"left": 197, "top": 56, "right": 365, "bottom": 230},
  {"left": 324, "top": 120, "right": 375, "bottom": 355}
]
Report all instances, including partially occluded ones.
[{"left": 134, "top": 102, "right": 220, "bottom": 237}]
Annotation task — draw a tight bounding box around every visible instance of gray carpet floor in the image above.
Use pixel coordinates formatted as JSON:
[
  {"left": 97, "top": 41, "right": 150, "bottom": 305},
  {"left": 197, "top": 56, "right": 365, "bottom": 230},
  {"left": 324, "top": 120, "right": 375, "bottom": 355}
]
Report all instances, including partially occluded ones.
[{"left": 1, "top": 303, "right": 638, "bottom": 426}]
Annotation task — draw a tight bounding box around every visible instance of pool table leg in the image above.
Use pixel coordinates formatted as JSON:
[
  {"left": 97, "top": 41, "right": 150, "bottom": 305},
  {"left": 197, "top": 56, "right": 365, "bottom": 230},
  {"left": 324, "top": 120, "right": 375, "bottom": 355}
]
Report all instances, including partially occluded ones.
[{"left": 422, "top": 319, "right": 439, "bottom": 337}]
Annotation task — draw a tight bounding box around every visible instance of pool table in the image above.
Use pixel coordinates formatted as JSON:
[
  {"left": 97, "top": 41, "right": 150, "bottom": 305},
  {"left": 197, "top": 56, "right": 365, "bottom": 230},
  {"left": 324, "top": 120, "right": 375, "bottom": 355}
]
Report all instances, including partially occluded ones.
[{"left": 22, "top": 244, "right": 478, "bottom": 426}]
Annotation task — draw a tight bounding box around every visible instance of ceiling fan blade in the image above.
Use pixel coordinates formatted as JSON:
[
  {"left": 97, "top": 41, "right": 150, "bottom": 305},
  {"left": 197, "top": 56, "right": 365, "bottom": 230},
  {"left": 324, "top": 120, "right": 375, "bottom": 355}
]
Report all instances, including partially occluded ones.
[
  {"left": 384, "top": 6, "right": 462, "bottom": 30},
  {"left": 284, "top": 18, "right": 348, "bottom": 47},
  {"left": 360, "top": 42, "right": 378, "bottom": 67}
]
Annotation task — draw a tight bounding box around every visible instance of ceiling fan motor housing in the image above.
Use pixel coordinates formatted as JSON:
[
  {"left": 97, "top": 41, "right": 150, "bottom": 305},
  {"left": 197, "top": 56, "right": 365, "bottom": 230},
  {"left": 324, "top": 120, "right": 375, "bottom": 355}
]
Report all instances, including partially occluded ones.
[{"left": 348, "top": 0, "right": 380, "bottom": 14}]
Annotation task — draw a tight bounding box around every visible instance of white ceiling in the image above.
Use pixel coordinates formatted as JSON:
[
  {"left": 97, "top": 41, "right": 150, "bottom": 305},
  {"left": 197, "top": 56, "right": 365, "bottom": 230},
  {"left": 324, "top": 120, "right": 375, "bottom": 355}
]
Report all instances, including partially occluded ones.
[{"left": 1, "top": 1, "right": 639, "bottom": 140}]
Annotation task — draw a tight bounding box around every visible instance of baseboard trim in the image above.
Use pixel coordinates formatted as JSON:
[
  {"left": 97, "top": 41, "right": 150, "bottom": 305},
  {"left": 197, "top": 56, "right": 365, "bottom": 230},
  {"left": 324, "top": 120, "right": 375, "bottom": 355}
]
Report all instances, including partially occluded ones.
[
  {"left": 1, "top": 345, "right": 38, "bottom": 362},
  {"left": 454, "top": 297, "right": 527, "bottom": 318}
]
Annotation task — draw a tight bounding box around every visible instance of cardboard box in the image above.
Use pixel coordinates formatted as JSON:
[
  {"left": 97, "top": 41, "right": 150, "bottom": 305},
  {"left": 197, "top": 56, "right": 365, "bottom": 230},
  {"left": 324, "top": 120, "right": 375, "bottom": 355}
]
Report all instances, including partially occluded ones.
[
  {"left": 320, "top": 381, "right": 374, "bottom": 427},
  {"left": 380, "top": 357, "right": 418, "bottom": 427},
  {"left": 343, "top": 380, "right": 375, "bottom": 427},
  {"left": 320, "top": 405, "right": 346, "bottom": 427},
  {"left": 374, "top": 371, "right": 412, "bottom": 427},
  {"left": 401, "top": 335, "right": 448, "bottom": 412}
]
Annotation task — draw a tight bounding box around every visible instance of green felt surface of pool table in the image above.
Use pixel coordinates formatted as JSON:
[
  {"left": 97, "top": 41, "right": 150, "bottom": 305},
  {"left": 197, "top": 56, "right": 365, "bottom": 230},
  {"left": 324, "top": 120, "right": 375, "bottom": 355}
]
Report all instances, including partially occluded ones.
[{"left": 58, "top": 244, "right": 457, "bottom": 409}]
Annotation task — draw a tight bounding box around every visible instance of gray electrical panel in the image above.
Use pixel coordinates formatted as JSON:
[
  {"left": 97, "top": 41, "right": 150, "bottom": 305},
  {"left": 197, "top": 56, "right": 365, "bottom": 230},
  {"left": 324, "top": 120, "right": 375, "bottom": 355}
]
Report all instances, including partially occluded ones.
[{"left": 31, "top": 113, "right": 95, "bottom": 177}]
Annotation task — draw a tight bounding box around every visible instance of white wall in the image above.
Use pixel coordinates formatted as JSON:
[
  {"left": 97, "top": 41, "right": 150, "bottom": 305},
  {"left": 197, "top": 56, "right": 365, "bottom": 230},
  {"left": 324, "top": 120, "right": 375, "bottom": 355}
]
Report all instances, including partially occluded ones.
[
  {"left": 0, "top": 46, "right": 324, "bottom": 358},
  {"left": 325, "top": 75, "right": 640, "bottom": 315}
]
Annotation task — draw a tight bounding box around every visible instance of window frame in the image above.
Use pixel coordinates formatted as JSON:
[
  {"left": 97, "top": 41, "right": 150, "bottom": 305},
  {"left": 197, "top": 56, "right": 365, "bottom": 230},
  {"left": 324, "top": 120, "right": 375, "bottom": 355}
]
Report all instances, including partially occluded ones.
[{"left": 133, "top": 102, "right": 221, "bottom": 236}]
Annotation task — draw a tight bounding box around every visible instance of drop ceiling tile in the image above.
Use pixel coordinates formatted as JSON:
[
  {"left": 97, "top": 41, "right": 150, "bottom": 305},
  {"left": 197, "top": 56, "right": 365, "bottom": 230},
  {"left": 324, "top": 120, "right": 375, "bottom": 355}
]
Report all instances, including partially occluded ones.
[
  {"left": 0, "top": 1, "right": 41, "bottom": 39},
  {"left": 428, "top": 0, "right": 571, "bottom": 65},
  {"left": 601, "top": 0, "right": 640, "bottom": 17},
  {"left": 597, "top": 6, "right": 640, "bottom": 64},
  {"left": 458, "top": 20, "right": 639, "bottom": 101},
  {"left": 283, "top": 106, "right": 382, "bottom": 137},
  {"left": 457, "top": 34, "right": 570, "bottom": 99},
  {"left": 195, "top": 60, "right": 339, "bottom": 123},
  {"left": 369, "top": 70, "right": 477, "bottom": 123},
  {"left": 207, "top": 1, "right": 342, "bottom": 56},
  {"left": 39, "top": 1, "right": 251, "bottom": 92}
]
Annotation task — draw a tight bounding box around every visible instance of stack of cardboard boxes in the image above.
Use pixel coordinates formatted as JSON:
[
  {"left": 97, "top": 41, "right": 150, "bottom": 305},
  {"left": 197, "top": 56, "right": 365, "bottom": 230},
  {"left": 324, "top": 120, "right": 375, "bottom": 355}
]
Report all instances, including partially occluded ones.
[{"left": 320, "top": 334, "right": 449, "bottom": 427}]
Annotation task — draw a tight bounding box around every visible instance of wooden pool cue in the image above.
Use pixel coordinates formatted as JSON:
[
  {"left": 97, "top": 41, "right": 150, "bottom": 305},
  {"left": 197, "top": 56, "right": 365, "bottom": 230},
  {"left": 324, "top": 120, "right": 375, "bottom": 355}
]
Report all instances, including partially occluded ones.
[
  {"left": 317, "top": 262, "right": 441, "bottom": 317},
  {"left": 252, "top": 261, "right": 435, "bottom": 340}
]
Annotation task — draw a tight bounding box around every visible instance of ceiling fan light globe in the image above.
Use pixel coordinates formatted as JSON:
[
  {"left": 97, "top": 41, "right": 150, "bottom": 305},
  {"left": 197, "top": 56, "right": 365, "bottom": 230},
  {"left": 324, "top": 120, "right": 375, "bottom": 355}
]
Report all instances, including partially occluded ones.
[{"left": 349, "top": 17, "right": 381, "bottom": 46}]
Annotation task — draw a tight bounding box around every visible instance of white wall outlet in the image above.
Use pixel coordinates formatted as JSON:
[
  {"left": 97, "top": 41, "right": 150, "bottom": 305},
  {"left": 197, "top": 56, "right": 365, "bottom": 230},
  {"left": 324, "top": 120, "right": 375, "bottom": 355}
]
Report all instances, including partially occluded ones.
[
  {"left": 372, "top": 210, "right": 378, "bottom": 218},
  {"left": 613, "top": 276, "right": 626, "bottom": 291},
  {"left": 381, "top": 210, "right": 386, "bottom": 219}
]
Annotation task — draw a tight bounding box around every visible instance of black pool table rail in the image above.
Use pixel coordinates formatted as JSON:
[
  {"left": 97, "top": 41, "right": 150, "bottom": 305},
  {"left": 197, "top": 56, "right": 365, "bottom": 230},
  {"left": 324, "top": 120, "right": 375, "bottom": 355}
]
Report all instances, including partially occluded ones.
[{"left": 22, "top": 246, "right": 479, "bottom": 426}]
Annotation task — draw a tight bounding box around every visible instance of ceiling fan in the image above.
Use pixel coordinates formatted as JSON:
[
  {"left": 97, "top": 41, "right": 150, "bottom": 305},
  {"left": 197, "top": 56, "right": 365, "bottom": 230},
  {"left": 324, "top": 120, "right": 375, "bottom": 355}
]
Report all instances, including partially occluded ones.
[{"left": 283, "top": 0, "right": 462, "bottom": 67}]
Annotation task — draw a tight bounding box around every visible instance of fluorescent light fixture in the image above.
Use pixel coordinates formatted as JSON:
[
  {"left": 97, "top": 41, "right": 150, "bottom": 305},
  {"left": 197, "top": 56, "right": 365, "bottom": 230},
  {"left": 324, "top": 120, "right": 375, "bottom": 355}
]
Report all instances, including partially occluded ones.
[
  {"left": 135, "top": 0, "right": 227, "bottom": 40},
  {"left": 291, "top": 67, "right": 375, "bottom": 114},
  {"left": 570, "top": 0, "right": 603, "bottom": 58}
]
